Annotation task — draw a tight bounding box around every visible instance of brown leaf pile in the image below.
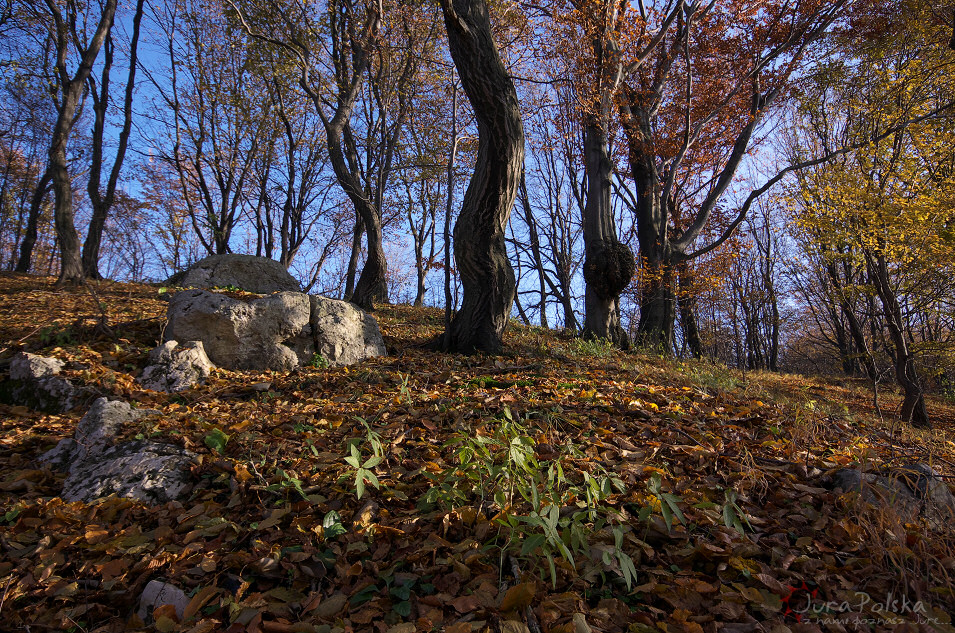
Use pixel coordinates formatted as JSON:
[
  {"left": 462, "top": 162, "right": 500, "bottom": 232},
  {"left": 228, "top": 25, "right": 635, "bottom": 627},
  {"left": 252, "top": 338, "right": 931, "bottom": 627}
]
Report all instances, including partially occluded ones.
[{"left": 0, "top": 274, "right": 953, "bottom": 633}]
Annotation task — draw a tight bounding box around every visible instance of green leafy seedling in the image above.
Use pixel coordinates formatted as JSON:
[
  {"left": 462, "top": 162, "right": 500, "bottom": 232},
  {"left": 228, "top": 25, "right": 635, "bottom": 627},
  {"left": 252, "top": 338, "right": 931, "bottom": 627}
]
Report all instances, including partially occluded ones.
[
  {"left": 722, "top": 489, "right": 752, "bottom": 536},
  {"left": 648, "top": 472, "right": 685, "bottom": 532},
  {"left": 322, "top": 510, "right": 347, "bottom": 539},
  {"left": 345, "top": 444, "right": 382, "bottom": 499}
]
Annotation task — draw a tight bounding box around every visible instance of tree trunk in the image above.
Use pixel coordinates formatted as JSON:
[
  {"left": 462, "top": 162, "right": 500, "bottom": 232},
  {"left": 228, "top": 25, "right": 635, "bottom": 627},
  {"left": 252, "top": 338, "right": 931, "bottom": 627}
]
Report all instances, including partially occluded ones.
[
  {"left": 15, "top": 168, "right": 51, "bottom": 273},
  {"left": 622, "top": 98, "right": 674, "bottom": 351},
  {"left": 582, "top": 122, "right": 633, "bottom": 347},
  {"left": 350, "top": 206, "right": 388, "bottom": 309},
  {"left": 50, "top": 89, "right": 85, "bottom": 286},
  {"left": 638, "top": 262, "right": 676, "bottom": 352},
  {"left": 344, "top": 210, "right": 363, "bottom": 300},
  {"left": 45, "top": 0, "right": 118, "bottom": 286},
  {"left": 434, "top": 0, "right": 524, "bottom": 354},
  {"left": 443, "top": 85, "right": 458, "bottom": 333},
  {"left": 82, "top": 0, "right": 143, "bottom": 279},
  {"left": 867, "top": 251, "right": 930, "bottom": 428},
  {"left": 677, "top": 263, "right": 702, "bottom": 358}
]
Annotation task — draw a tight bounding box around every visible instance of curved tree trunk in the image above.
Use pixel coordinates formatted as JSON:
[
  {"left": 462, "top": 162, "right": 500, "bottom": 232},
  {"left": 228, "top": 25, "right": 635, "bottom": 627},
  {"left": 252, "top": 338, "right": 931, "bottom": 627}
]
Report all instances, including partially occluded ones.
[
  {"left": 581, "top": 122, "right": 633, "bottom": 347},
  {"left": 349, "top": 205, "right": 388, "bottom": 309},
  {"left": 435, "top": 0, "right": 524, "bottom": 354},
  {"left": 866, "top": 252, "right": 930, "bottom": 428}
]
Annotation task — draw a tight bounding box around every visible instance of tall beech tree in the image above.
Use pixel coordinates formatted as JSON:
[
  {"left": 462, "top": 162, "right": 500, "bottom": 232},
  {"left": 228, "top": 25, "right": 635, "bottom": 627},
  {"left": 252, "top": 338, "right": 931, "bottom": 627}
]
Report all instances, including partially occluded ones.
[
  {"left": 34, "top": 0, "right": 117, "bottom": 285},
  {"left": 433, "top": 0, "right": 524, "bottom": 353},
  {"left": 615, "top": 0, "right": 852, "bottom": 350},
  {"left": 82, "top": 0, "right": 145, "bottom": 279},
  {"left": 552, "top": 0, "right": 683, "bottom": 347}
]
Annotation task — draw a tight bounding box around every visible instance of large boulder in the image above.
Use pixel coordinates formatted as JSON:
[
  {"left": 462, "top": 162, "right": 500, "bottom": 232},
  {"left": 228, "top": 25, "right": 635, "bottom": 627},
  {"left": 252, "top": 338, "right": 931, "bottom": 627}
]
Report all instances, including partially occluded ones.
[
  {"left": 311, "top": 294, "right": 389, "bottom": 367},
  {"left": 164, "top": 289, "right": 386, "bottom": 371},
  {"left": 166, "top": 254, "right": 301, "bottom": 294},
  {"left": 40, "top": 398, "right": 196, "bottom": 505},
  {"left": 138, "top": 340, "right": 215, "bottom": 392},
  {"left": 1, "top": 352, "right": 82, "bottom": 413},
  {"left": 830, "top": 463, "right": 955, "bottom": 527},
  {"left": 165, "top": 290, "right": 311, "bottom": 371}
]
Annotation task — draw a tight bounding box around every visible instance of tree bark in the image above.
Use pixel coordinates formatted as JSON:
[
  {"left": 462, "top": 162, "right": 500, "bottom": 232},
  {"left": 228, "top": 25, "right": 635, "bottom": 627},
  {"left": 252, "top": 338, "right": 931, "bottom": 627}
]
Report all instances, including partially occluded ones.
[
  {"left": 15, "top": 168, "right": 51, "bottom": 273},
  {"left": 677, "top": 263, "right": 702, "bottom": 358},
  {"left": 867, "top": 250, "right": 929, "bottom": 428},
  {"left": 82, "top": 0, "right": 144, "bottom": 279},
  {"left": 435, "top": 0, "right": 524, "bottom": 354},
  {"left": 582, "top": 122, "right": 633, "bottom": 347},
  {"left": 344, "top": 210, "right": 363, "bottom": 300},
  {"left": 45, "top": 0, "right": 118, "bottom": 286},
  {"left": 443, "top": 84, "right": 458, "bottom": 333}
]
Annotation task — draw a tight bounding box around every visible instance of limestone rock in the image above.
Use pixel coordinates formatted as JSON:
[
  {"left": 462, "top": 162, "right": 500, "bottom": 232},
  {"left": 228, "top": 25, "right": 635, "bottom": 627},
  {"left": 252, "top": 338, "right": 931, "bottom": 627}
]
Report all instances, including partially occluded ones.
[
  {"left": 139, "top": 340, "right": 215, "bottom": 392},
  {"left": 61, "top": 440, "right": 195, "bottom": 504},
  {"left": 165, "top": 290, "right": 310, "bottom": 371},
  {"left": 311, "top": 295, "right": 388, "bottom": 367},
  {"left": 2, "top": 352, "right": 80, "bottom": 413},
  {"left": 167, "top": 254, "right": 300, "bottom": 294},
  {"left": 10, "top": 353, "right": 64, "bottom": 380},
  {"left": 40, "top": 397, "right": 196, "bottom": 505},
  {"left": 138, "top": 580, "right": 190, "bottom": 621},
  {"left": 164, "top": 289, "right": 386, "bottom": 371},
  {"left": 830, "top": 463, "right": 955, "bottom": 527}
]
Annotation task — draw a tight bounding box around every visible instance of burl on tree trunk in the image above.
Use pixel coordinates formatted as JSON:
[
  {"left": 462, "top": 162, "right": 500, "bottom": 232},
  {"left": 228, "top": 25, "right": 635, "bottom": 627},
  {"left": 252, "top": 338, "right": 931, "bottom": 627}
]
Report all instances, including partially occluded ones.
[
  {"left": 581, "top": 121, "right": 634, "bottom": 348},
  {"left": 434, "top": 0, "right": 524, "bottom": 354}
]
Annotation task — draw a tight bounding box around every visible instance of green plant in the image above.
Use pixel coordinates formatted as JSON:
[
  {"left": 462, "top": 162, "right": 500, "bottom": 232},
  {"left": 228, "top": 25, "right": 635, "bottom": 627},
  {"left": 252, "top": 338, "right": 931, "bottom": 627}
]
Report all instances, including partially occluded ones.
[
  {"left": 344, "top": 444, "right": 382, "bottom": 499},
  {"left": 565, "top": 336, "right": 617, "bottom": 359},
  {"left": 420, "top": 407, "right": 637, "bottom": 589},
  {"left": 342, "top": 417, "right": 385, "bottom": 499},
  {"left": 267, "top": 468, "right": 307, "bottom": 499},
  {"left": 38, "top": 324, "right": 74, "bottom": 347},
  {"left": 722, "top": 488, "right": 752, "bottom": 536},
  {"left": 204, "top": 428, "right": 230, "bottom": 454},
  {"left": 1, "top": 504, "right": 22, "bottom": 525},
  {"left": 321, "top": 510, "right": 347, "bottom": 539},
  {"left": 309, "top": 353, "right": 329, "bottom": 369},
  {"left": 398, "top": 373, "right": 413, "bottom": 405},
  {"left": 466, "top": 377, "right": 535, "bottom": 389},
  {"left": 647, "top": 472, "right": 685, "bottom": 532}
]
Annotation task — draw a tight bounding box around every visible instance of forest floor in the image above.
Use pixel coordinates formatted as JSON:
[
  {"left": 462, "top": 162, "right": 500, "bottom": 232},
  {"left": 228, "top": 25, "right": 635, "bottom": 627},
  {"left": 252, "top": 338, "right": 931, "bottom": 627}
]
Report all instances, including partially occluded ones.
[{"left": 0, "top": 273, "right": 953, "bottom": 633}]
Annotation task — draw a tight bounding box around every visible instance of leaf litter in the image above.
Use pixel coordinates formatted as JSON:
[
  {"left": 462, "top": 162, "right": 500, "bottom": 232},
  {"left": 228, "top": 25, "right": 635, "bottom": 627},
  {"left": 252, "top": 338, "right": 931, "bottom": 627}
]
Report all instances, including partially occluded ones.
[{"left": 0, "top": 275, "right": 953, "bottom": 632}]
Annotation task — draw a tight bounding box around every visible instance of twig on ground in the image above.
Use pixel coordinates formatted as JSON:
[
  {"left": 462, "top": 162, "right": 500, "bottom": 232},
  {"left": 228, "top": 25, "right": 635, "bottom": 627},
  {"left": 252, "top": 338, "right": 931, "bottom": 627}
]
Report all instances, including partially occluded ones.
[{"left": 507, "top": 555, "right": 542, "bottom": 633}]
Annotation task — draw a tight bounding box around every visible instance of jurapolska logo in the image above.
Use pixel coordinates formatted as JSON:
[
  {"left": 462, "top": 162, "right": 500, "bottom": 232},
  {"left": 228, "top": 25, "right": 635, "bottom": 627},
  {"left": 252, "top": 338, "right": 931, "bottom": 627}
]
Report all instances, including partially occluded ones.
[{"left": 781, "top": 584, "right": 939, "bottom": 626}]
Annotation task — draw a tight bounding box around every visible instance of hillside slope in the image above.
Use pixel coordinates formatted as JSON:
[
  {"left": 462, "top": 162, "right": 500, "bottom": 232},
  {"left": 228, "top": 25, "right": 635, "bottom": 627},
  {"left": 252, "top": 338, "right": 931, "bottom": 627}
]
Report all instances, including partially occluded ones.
[{"left": 0, "top": 274, "right": 953, "bottom": 633}]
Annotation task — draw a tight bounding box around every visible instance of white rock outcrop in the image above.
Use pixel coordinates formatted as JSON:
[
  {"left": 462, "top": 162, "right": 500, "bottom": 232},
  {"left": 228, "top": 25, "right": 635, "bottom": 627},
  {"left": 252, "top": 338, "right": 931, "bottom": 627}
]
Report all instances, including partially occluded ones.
[
  {"left": 40, "top": 398, "right": 196, "bottom": 505},
  {"left": 138, "top": 340, "right": 215, "bottom": 392},
  {"left": 164, "top": 289, "right": 386, "bottom": 371},
  {"left": 3, "top": 352, "right": 80, "bottom": 413},
  {"left": 166, "top": 254, "right": 301, "bottom": 294}
]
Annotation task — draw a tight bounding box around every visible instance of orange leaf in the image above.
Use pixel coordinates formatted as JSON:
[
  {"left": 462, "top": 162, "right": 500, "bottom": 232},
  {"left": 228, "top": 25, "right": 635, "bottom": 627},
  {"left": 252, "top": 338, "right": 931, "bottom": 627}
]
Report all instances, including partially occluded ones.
[
  {"left": 499, "top": 582, "right": 535, "bottom": 612},
  {"left": 183, "top": 585, "right": 218, "bottom": 621}
]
